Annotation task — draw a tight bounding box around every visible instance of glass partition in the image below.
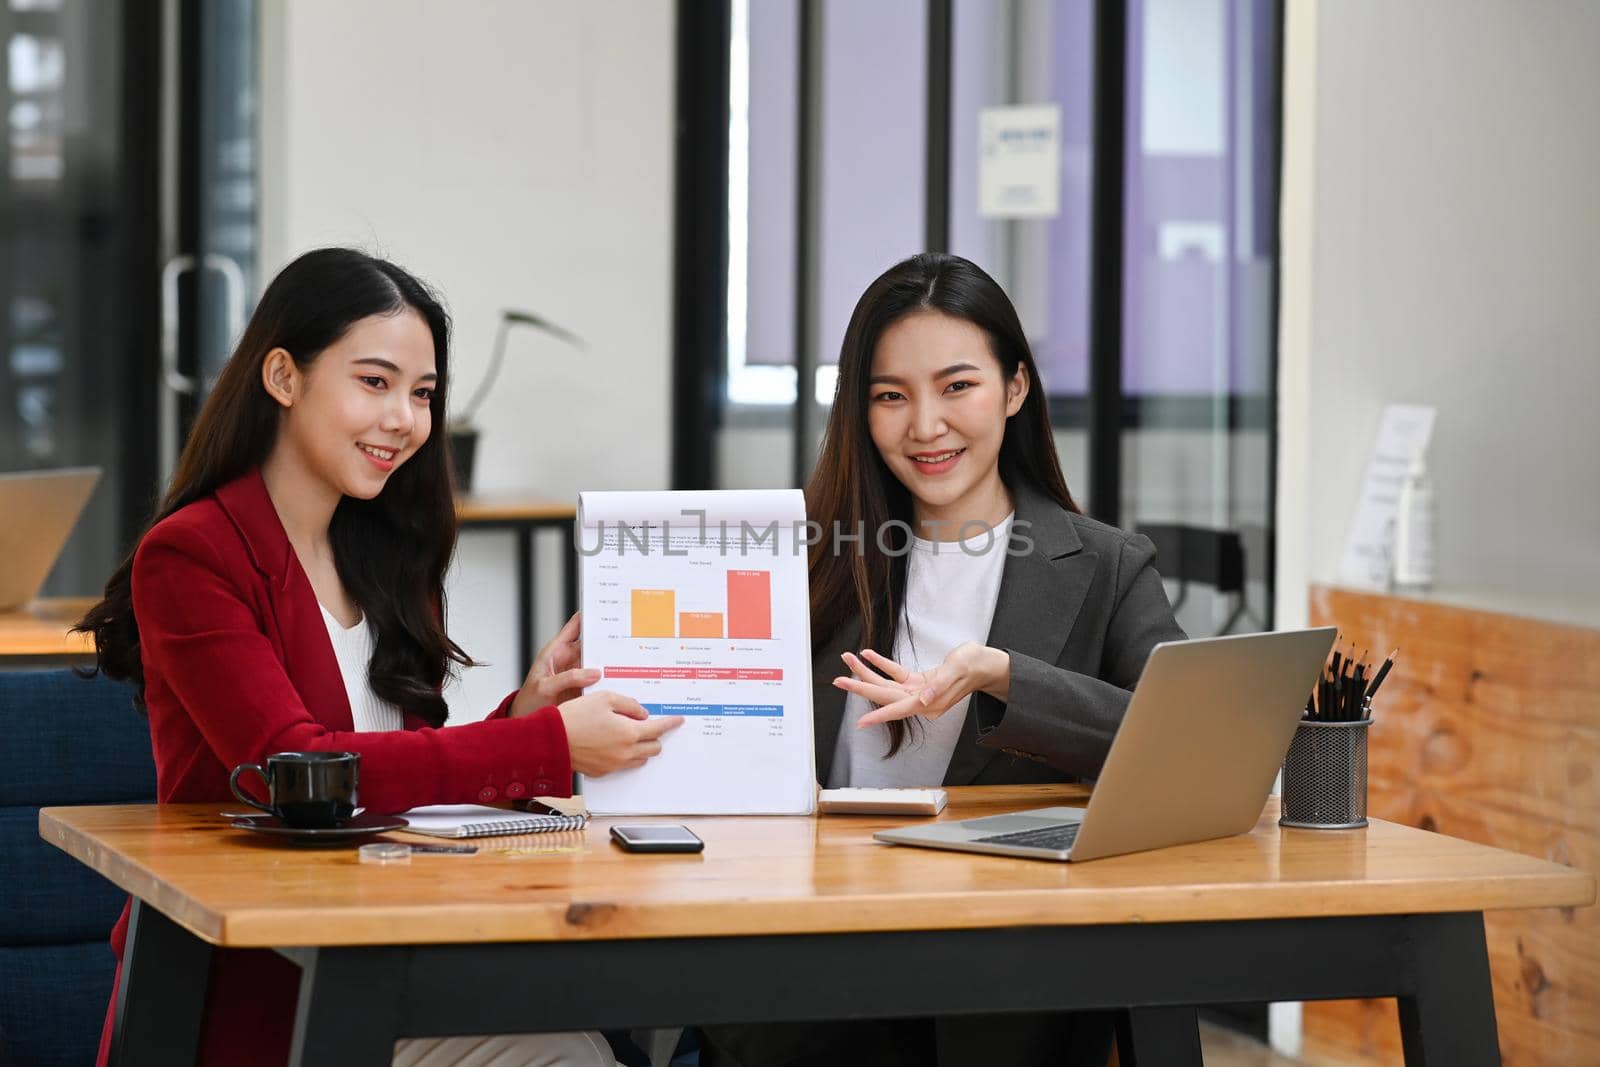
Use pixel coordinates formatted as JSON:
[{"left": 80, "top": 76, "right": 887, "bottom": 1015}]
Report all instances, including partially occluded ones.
[{"left": 706, "top": 0, "right": 1283, "bottom": 650}]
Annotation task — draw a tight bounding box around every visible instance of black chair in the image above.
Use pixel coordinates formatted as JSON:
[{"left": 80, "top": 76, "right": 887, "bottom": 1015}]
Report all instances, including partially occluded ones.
[
  {"left": 0, "top": 670, "right": 154, "bottom": 1067},
  {"left": 1137, "top": 523, "right": 1261, "bottom": 636}
]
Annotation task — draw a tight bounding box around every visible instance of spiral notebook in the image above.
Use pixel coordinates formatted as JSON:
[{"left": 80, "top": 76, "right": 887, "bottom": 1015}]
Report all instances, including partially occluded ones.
[{"left": 399, "top": 804, "right": 588, "bottom": 839}]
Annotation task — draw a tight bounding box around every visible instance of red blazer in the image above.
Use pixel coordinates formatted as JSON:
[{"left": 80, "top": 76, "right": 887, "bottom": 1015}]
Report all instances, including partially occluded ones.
[{"left": 97, "top": 469, "right": 572, "bottom": 1067}]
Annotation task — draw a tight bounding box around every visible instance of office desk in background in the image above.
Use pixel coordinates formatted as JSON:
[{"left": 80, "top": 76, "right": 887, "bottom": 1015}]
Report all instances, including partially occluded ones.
[
  {"left": 0, "top": 596, "right": 95, "bottom": 669},
  {"left": 0, "top": 501, "right": 575, "bottom": 678},
  {"left": 41, "top": 784, "right": 1594, "bottom": 1067},
  {"left": 454, "top": 495, "right": 577, "bottom": 678}
]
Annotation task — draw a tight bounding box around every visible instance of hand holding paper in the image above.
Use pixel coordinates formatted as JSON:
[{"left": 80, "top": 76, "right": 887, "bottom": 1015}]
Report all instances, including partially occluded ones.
[{"left": 511, "top": 612, "right": 597, "bottom": 715}]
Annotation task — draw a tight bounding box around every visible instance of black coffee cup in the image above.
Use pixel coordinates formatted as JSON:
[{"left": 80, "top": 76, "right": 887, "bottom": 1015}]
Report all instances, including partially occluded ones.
[{"left": 229, "top": 751, "right": 359, "bottom": 829}]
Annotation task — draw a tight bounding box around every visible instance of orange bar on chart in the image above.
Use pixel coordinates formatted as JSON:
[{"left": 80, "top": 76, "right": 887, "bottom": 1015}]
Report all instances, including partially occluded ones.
[
  {"left": 631, "top": 590, "right": 676, "bottom": 638},
  {"left": 679, "top": 612, "right": 724, "bottom": 639},
  {"left": 726, "top": 570, "right": 772, "bottom": 640}
]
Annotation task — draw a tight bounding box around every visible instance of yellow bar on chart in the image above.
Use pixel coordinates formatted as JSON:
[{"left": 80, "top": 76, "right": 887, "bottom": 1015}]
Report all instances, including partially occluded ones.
[
  {"left": 631, "top": 590, "right": 676, "bottom": 638},
  {"left": 679, "top": 612, "right": 724, "bottom": 639}
]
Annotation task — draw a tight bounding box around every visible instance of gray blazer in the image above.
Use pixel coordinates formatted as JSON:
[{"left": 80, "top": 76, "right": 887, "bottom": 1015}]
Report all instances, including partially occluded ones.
[{"left": 812, "top": 481, "right": 1187, "bottom": 787}]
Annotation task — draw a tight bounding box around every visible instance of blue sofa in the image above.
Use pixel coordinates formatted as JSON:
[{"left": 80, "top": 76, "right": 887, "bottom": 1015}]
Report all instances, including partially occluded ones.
[{"left": 0, "top": 670, "right": 155, "bottom": 1067}]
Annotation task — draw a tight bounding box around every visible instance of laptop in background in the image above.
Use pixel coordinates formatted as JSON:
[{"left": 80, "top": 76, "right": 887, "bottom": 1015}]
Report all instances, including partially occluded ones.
[
  {"left": 0, "top": 467, "right": 102, "bottom": 610},
  {"left": 874, "top": 627, "right": 1337, "bottom": 862}
]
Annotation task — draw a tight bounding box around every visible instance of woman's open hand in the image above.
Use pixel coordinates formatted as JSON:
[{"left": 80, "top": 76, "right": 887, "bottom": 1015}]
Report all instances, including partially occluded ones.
[
  {"left": 557, "top": 690, "right": 684, "bottom": 776},
  {"left": 835, "top": 643, "right": 1010, "bottom": 728}
]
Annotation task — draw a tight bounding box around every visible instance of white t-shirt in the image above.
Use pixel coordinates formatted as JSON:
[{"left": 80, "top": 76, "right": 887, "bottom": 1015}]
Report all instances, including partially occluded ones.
[
  {"left": 827, "top": 515, "right": 1012, "bottom": 788},
  {"left": 319, "top": 604, "right": 404, "bottom": 733}
]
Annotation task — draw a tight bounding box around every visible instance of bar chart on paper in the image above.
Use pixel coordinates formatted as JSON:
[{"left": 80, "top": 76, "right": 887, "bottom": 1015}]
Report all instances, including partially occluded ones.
[
  {"left": 607, "top": 569, "right": 783, "bottom": 718},
  {"left": 626, "top": 570, "right": 772, "bottom": 640},
  {"left": 578, "top": 490, "right": 815, "bottom": 815}
]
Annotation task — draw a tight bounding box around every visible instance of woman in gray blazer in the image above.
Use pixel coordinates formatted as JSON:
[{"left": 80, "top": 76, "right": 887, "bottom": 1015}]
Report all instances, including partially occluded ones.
[{"left": 702, "top": 253, "right": 1185, "bottom": 1067}]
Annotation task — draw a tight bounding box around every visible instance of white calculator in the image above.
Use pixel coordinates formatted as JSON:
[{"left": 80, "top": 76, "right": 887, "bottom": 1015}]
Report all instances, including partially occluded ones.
[{"left": 816, "top": 787, "right": 948, "bottom": 816}]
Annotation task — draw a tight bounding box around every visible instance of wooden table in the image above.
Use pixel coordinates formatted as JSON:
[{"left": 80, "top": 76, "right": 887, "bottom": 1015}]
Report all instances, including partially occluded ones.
[
  {"left": 0, "top": 596, "right": 96, "bottom": 668},
  {"left": 40, "top": 785, "right": 1593, "bottom": 1067},
  {"left": 455, "top": 495, "right": 577, "bottom": 676}
]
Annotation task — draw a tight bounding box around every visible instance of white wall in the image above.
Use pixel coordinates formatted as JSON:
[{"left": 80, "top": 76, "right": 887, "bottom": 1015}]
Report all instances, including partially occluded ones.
[
  {"left": 1277, "top": 0, "right": 1600, "bottom": 632},
  {"left": 259, "top": 0, "right": 676, "bottom": 715},
  {"left": 1274, "top": 4, "right": 1600, "bottom": 1048}
]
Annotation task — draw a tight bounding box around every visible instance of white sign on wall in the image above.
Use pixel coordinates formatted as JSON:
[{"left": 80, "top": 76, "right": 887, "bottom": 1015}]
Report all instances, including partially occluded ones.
[
  {"left": 978, "top": 104, "right": 1061, "bottom": 219},
  {"left": 1337, "top": 403, "right": 1437, "bottom": 590}
]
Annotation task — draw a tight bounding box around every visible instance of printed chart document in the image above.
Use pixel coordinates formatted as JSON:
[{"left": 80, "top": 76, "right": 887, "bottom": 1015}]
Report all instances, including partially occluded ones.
[{"left": 578, "top": 490, "right": 816, "bottom": 815}]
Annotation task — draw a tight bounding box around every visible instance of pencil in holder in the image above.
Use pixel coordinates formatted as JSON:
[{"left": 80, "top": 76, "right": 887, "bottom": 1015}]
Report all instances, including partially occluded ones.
[{"left": 1280, "top": 714, "right": 1371, "bottom": 829}]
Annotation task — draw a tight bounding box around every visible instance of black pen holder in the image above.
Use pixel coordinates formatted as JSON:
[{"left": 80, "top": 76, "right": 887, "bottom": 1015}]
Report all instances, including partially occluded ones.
[{"left": 1280, "top": 716, "right": 1371, "bottom": 829}]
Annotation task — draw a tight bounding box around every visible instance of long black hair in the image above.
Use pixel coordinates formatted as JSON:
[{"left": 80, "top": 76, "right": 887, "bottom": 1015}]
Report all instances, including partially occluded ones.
[
  {"left": 806, "top": 252, "right": 1078, "bottom": 755},
  {"left": 78, "top": 247, "right": 470, "bottom": 726}
]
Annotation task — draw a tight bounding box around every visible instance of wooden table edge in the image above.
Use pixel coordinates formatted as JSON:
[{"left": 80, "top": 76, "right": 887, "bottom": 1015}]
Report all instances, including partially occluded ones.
[
  {"left": 0, "top": 596, "right": 97, "bottom": 657},
  {"left": 0, "top": 639, "right": 95, "bottom": 658},
  {"left": 38, "top": 812, "right": 226, "bottom": 944},
  {"left": 201, "top": 872, "right": 1598, "bottom": 948},
  {"left": 454, "top": 498, "right": 576, "bottom": 523},
  {"left": 39, "top": 807, "right": 1596, "bottom": 950}
]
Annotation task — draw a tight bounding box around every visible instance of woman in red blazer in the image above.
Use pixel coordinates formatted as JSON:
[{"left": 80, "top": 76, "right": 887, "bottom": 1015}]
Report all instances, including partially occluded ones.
[{"left": 79, "top": 248, "right": 670, "bottom": 1066}]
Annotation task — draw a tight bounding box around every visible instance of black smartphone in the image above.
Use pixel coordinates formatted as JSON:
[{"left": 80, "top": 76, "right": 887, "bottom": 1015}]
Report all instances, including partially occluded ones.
[{"left": 609, "top": 824, "right": 704, "bottom": 853}]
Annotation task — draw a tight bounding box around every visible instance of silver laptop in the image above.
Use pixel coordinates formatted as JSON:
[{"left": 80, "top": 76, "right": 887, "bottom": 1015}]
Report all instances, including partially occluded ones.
[
  {"left": 0, "top": 467, "right": 102, "bottom": 610},
  {"left": 874, "top": 627, "right": 1337, "bottom": 862}
]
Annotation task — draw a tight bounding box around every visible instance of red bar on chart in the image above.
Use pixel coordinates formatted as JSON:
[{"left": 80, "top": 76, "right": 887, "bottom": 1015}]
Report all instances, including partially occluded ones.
[{"left": 726, "top": 570, "right": 772, "bottom": 640}]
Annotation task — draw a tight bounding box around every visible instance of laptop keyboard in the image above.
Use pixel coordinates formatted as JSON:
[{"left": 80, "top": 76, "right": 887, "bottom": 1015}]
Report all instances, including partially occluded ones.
[{"left": 973, "top": 823, "right": 1080, "bottom": 851}]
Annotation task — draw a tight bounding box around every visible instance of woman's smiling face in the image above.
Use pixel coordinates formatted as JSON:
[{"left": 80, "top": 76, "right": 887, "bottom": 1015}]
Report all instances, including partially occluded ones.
[
  {"left": 269, "top": 308, "right": 438, "bottom": 501},
  {"left": 865, "top": 309, "right": 1027, "bottom": 533}
]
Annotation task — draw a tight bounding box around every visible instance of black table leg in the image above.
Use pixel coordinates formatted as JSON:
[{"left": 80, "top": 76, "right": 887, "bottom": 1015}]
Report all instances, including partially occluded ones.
[
  {"left": 1063, "top": 1010, "right": 1117, "bottom": 1065},
  {"left": 110, "top": 900, "right": 213, "bottom": 1067},
  {"left": 1115, "top": 1005, "right": 1203, "bottom": 1066},
  {"left": 562, "top": 518, "right": 578, "bottom": 618},
  {"left": 1398, "top": 912, "right": 1501, "bottom": 1066},
  {"left": 289, "top": 946, "right": 410, "bottom": 1067},
  {"left": 516, "top": 526, "right": 535, "bottom": 678}
]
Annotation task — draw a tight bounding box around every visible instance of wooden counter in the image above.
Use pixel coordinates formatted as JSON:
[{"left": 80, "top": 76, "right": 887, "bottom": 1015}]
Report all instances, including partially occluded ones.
[
  {"left": 0, "top": 597, "right": 96, "bottom": 664},
  {"left": 455, "top": 495, "right": 575, "bottom": 524},
  {"left": 1304, "top": 584, "right": 1600, "bottom": 1066}
]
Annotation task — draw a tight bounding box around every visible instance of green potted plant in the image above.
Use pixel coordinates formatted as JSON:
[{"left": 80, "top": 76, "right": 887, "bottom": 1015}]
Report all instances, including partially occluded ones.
[{"left": 448, "top": 309, "right": 585, "bottom": 492}]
